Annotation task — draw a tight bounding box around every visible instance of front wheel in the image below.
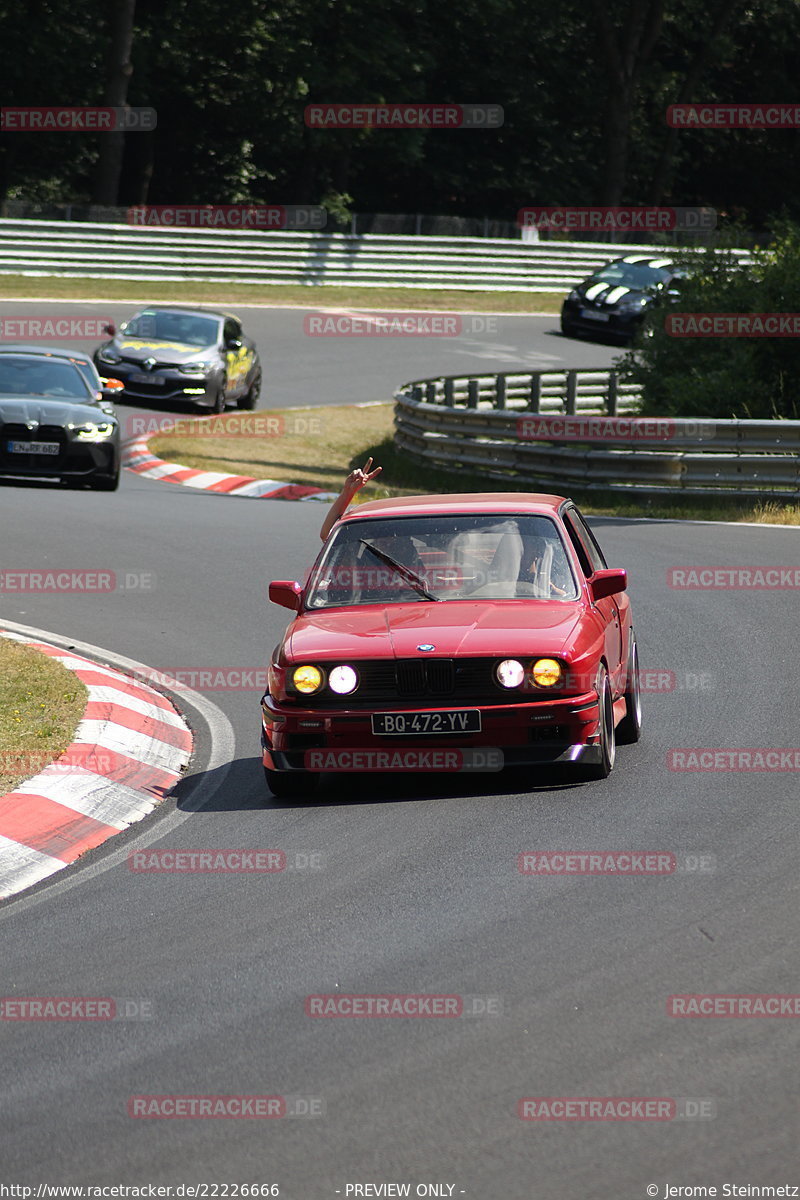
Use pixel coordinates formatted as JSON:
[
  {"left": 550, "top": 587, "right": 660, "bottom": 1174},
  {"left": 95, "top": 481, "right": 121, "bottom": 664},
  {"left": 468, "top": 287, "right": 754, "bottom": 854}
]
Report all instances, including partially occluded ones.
[
  {"left": 263, "top": 766, "right": 319, "bottom": 801},
  {"left": 616, "top": 636, "right": 643, "bottom": 744},
  {"left": 212, "top": 380, "right": 227, "bottom": 414},
  {"left": 581, "top": 664, "right": 616, "bottom": 781},
  {"left": 237, "top": 372, "right": 261, "bottom": 411},
  {"left": 88, "top": 468, "right": 120, "bottom": 492}
]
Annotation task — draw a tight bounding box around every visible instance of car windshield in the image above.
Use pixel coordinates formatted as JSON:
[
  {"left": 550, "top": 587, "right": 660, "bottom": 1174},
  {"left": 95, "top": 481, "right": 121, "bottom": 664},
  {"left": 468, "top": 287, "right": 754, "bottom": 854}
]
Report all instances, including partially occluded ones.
[
  {"left": 0, "top": 356, "right": 92, "bottom": 400},
  {"left": 306, "top": 514, "right": 580, "bottom": 608},
  {"left": 121, "top": 310, "right": 219, "bottom": 347},
  {"left": 591, "top": 261, "right": 672, "bottom": 290}
]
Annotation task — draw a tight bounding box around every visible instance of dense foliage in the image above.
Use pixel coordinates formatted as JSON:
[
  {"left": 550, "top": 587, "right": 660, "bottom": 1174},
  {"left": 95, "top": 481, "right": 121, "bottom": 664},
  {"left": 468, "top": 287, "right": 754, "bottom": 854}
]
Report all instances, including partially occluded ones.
[
  {"left": 619, "top": 223, "right": 800, "bottom": 419},
  {"left": 1, "top": 0, "right": 798, "bottom": 229}
]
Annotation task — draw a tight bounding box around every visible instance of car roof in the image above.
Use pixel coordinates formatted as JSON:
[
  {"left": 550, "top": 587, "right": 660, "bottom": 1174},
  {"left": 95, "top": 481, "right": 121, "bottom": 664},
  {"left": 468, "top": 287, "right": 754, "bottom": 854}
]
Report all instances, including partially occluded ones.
[
  {"left": 0, "top": 345, "right": 93, "bottom": 362},
  {"left": 340, "top": 493, "right": 570, "bottom": 521},
  {"left": 127, "top": 306, "right": 232, "bottom": 321},
  {"left": 605, "top": 255, "right": 675, "bottom": 268}
]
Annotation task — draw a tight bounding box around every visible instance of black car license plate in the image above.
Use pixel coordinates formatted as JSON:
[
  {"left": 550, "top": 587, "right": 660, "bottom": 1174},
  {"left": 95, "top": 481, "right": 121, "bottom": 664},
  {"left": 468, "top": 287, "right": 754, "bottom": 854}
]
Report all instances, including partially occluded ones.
[
  {"left": 7, "top": 441, "right": 60, "bottom": 455},
  {"left": 372, "top": 710, "right": 481, "bottom": 736}
]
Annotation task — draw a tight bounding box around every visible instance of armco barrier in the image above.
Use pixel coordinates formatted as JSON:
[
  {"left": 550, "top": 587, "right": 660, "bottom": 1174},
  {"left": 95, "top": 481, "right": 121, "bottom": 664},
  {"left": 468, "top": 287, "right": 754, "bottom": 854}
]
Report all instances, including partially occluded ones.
[
  {"left": 0, "top": 218, "right": 752, "bottom": 292},
  {"left": 393, "top": 370, "right": 800, "bottom": 498}
]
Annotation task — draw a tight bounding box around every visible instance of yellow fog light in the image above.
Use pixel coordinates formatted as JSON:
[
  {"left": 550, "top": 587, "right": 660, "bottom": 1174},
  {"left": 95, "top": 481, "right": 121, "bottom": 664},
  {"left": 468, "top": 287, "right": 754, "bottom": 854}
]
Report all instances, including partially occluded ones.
[
  {"left": 293, "top": 665, "right": 324, "bottom": 694},
  {"left": 531, "top": 658, "right": 562, "bottom": 688}
]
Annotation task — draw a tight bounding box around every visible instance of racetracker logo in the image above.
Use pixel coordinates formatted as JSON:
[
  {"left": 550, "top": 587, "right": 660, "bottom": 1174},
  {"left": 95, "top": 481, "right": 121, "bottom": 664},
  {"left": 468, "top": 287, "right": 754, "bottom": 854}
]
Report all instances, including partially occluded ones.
[
  {"left": 0, "top": 316, "right": 114, "bottom": 340},
  {"left": 518, "top": 851, "right": 716, "bottom": 875},
  {"left": 667, "top": 103, "right": 800, "bottom": 128},
  {"left": 127, "top": 849, "right": 288, "bottom": 873},
  {"left": 516, "top": 416, "right": 716, "bottom": 442},
  {"left": 668, "top": 749, "right": 800, "bottom": 771},
  {"left": 668, "top": 994, "right": 800, "bottom": 1017},
  {"left": 0, "top": 750, "right": 118, "bottom": 778},
  {"left": 1, "top": 107, "right": 157, "bottom": 131},
  {"left": 128, "top": 1095, "right": 325, "bottom": 1118},
  {"left": 1, "top": 997, "right": 153, "bottom": 1020},
  {"left": 667, "top": 567, "right": 800, "bottom": 589},
  {"left": 303, "top": 748, "right": 504, "bottom": 772},
  {"left": 305, "top": 994, "right": 501, "bottom": 1017},
  {"left": 303, "top": 312, "right": 497, "bottom": 336},
  {"left": 666, "top": 313, "right": 800, "bottom": 336},
  {"left": 304, "top": 103, "right": 503, "bottom": 129},
  {"left": 127, "top": 204, "right": 326, "bottom": 230},
  {"left": 124, "top": 414, "right": 322, "bottom": 439},
  {"left": 131, "top": 668, "right": 267, "bottom": 692},
  {"left": 518, "top": 1097, "right": 715, "bottom": 1121},
  {"left": 0, "top": 571, "right": 153, "bottom": 594},
  {"left": 517, "top": 207, "right": 716, "bottom": 232}
]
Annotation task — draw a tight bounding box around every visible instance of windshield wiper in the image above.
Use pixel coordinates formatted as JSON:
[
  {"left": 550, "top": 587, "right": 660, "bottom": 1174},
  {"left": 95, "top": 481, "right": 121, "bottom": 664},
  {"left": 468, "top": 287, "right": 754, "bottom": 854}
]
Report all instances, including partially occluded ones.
[{"left": 359, "top": 539, "right": 440, "bottom": 601}]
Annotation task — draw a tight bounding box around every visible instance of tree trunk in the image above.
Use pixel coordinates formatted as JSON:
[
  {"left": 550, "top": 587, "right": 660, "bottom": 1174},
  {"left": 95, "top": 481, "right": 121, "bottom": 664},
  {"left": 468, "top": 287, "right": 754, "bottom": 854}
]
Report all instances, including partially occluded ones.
[{"left": 92, "top": 0, "right": 137, "bottom": 206}]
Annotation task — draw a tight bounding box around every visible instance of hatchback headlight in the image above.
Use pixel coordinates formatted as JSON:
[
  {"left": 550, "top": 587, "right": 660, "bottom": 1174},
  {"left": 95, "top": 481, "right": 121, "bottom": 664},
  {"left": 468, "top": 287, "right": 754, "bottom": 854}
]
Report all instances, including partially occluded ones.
[
  {"left": 97, "top": 349, "right": 121, "bottom": 365},
  {"left": 292, "top": 665, "right": 324, "bottom": 694},
  {"left": 179, "top": 361, "right": 215, "bottom": 374},
  {"left": 496, "top": 659, "right": 525, "bottom": 688}
]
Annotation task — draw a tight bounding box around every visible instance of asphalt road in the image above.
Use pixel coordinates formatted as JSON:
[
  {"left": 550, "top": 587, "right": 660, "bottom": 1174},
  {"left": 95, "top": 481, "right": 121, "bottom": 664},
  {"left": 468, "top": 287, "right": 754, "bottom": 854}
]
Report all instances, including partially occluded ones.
[{"left": 0, "top": 305, "right": 798, "bottom": 1199}]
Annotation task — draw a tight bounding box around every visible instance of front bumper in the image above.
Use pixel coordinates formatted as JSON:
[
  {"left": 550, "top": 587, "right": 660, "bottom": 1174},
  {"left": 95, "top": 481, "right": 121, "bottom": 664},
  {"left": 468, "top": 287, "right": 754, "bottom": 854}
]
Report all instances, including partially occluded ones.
[
  {"left": 261, "top": 690, "right": 603, "bottom": 773},
  {"left": 561, "top": 300, "right": 645, "bottom": 340},
  {"left": 0, "top": 438, "right": 119, "bottom": 479},
  {"left": 94, "top": 360, "right": 221, "bottom": 406}
]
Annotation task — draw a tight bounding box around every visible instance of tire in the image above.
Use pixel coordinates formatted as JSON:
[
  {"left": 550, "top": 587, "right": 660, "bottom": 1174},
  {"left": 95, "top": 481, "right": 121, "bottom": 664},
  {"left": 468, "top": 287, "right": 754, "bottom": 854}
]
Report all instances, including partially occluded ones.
[
  {"left": 616, "top": 635, "right": 643, "bottom": 744},
  {"left": 237, "top": 372, "right": 261, "bottom": 411},
  {"left": 87, "top": 468, "right": 120, "bottom": 491},
  {"left": 560, "top": 317, "right": 577, "bottom": 337},
  {"left": 581, "top": 664, "right": 616, "bottom": 780},
  {"left": 263, "top": 765, "right": 319, "bottom": 800},
  {"left": 212, "top": 381, "right": 227, "bottom": 414}
]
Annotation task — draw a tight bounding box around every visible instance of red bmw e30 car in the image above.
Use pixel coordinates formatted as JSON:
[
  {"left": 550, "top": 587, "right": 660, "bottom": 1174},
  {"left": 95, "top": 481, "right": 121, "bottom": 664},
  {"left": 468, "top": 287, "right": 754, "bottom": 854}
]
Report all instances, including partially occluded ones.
[{"left": 262, "top": 493, "right": 642, "bottom": 796}]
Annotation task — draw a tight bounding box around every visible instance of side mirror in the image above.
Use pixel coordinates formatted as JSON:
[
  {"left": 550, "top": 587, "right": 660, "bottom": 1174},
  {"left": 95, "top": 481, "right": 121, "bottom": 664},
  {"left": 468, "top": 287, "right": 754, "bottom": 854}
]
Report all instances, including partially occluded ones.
[
  {"left": 101, "top": 377, "right": 125, "bottom": 392},
  {"left": 226, "top": 338, "right": 242, "bottom": 351},
  {"left": 590, "top": 568, "right": 627, "bottom": 602},
  {"left": 269, "top": 580, "right": 303, "bottom": 611},
  {"left": 103, "top": 322, "right": 116, "bottom": 336}
]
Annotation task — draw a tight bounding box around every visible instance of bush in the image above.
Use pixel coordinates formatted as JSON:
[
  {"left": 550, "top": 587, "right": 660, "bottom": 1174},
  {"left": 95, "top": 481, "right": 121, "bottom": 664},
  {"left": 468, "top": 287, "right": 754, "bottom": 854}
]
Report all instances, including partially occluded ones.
[{"left": 618, "top": 222, "right": 800, "bottom": 420}]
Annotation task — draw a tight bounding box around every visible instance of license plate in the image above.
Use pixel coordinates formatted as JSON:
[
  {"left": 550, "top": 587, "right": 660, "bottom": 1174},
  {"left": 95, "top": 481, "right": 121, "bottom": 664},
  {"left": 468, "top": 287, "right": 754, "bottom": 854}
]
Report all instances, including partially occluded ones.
[
  {"left": 581, "top": 309, "right": 610, "bottom": 322},
  {"left": 129, "top": 372, "right": 166, "bottom": 385},
  {"left": 372, "top": 710, "right": 481, "bottom": 736},
  {"left": 7, "top": 441, "right": 60, "bottom": 455}
]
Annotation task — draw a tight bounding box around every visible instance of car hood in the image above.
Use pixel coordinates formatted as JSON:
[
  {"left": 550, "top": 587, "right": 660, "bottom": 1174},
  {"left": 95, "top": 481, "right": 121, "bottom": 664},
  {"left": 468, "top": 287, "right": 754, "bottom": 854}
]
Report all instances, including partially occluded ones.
[
  {"left": 0, "top": 395, "right": 110, "bottom": 426},
  {"left": 287, "top": 601, "right": 584, "bottom": 661},
  {"left": 574, "top": 279, "right": 655, "bottom": 307},
  {"left": 111, "top": 338, "right": 216, "bottom": 364}
]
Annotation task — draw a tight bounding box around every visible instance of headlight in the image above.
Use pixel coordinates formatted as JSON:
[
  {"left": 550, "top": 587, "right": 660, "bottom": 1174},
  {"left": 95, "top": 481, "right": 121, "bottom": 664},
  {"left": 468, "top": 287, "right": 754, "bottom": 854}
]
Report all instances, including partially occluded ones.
[
  {"left": 617, "top": 296, "right": 649, "bottom": 310},
  {"left": 75, "top": 422, "right": 115, "bottom": 442},
  {"left": 530, "top": 658, "right": 563, "bottom": 688},
  {"left": 179, "top": 361, "right": 215, "bottom": 374},
  {"left": 328, "top": 665, "right": 358, "bottom": 695},
  {"left": 292, "top": 665, "right": 324, "bottom": 694},
  {"left": 496, "top": 659, "right": 525, "bottom": 688},
  {"left": 97, "top": 349, "right": 121, "bottom": 365},
  {"left": 567, "top": 289, "right": 580, "bottom": 302}
]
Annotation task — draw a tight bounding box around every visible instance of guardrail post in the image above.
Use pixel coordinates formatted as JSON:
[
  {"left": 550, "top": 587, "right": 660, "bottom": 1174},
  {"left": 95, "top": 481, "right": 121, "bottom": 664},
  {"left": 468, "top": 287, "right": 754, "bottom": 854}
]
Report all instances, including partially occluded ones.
[
  {"left": 495, "top": 375, "right": 506, "bottom": 410},
  {"left": 412, "top": 384, "right": 422, "bottom": 403},
  {"left": 565, "top": 371, "right": 577, "bottom": 415},
  {"left": 426, "top": 380, "right": 438, "bottom": 405},
  {"left": 467, "top": 379, "right": 479, "bottom": 409},
  {"left": 606, "top": 372, "right": 618, "bottom": 416},
  {"left": 528, "top": 374, "right": 541, "bottom": 412},
  {"left": 444, "top": 378, "right": 455, "bottom": 407}
]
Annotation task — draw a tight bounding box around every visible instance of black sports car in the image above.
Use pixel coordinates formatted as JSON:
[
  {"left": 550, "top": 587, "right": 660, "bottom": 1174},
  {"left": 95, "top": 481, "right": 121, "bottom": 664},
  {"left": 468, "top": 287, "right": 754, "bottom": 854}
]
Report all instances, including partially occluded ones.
[
  {"left": 0, "top": 353, "right": 121, "bottom": 490},
  {"left": 560, "top": 255, "right": 688, "bottom": 343},
  {"left": 0, "top": 344, "right": 124, "bottom": 396},
  {"left": 94, "top": 306, "right": 262, "bottom": 412}
]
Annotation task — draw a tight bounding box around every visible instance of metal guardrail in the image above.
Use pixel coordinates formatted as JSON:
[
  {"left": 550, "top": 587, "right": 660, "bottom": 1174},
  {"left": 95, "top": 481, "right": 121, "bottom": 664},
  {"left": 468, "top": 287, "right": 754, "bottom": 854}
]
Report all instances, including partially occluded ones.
[
  {"left": 393, "top": 370, "right": 800, "bottom": 498},
  {"left": 0, "top": 218, "right": 754, "bottom": 292}
]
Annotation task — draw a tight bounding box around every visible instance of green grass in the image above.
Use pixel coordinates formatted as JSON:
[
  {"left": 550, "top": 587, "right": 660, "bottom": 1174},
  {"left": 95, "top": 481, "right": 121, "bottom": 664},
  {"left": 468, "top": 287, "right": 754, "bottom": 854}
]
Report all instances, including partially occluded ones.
[
  {"left": 0, "top": 274, "right": 563, "bottom": 312},
  {"left": 0, "top": 637, "right": 88, "bottom": 795},
  {"left": 148, "top": 404, "right": 800, "bottom": 525}
]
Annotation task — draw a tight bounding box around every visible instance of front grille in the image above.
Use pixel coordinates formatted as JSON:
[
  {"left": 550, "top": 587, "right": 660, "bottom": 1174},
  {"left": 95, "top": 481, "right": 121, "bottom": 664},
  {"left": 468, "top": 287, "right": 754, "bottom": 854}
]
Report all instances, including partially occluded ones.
[
  {"left": 290, "top": 658, "right": 554, "bottom": 708},
  {"left": 0, "top": 421, "right": 67, "bottom": 467}
]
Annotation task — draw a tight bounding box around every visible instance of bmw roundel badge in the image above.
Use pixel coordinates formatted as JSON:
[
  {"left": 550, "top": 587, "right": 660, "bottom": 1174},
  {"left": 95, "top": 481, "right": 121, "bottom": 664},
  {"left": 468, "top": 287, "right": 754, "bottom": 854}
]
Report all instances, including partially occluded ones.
[{"left": 417, "top": 644, "right": 435, "bottom": 652}]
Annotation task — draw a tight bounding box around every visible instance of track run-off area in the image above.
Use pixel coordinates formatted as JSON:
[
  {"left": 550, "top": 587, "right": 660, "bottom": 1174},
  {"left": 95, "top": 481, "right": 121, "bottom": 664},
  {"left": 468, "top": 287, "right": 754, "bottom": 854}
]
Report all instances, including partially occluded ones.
[{"left": 0, "top": 299, "right": 798, "bottom": 1198}]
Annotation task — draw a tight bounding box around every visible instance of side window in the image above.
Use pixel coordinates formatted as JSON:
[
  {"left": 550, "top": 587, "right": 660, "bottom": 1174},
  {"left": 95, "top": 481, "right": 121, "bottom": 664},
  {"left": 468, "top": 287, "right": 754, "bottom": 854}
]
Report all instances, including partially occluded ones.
[
  {"left": 223, "top": 318, "right": 242, "bottom": 345},
  {"left": 568, "top": 507, "right": 607, "bottom": 572},
  {"left": 562, "top": 509, "right": 604, "bottom": 577}
]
